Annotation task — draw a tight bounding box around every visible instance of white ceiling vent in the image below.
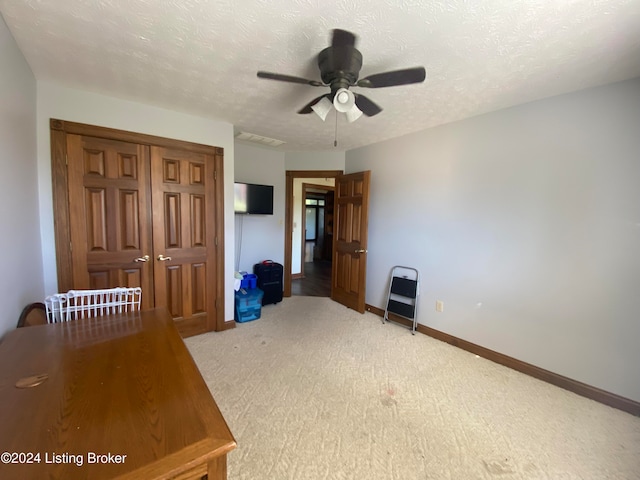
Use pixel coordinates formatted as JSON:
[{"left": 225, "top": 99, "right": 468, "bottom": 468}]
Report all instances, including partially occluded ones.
[{"left": 235, "top": 131, "right": 285, "bottom": 147}]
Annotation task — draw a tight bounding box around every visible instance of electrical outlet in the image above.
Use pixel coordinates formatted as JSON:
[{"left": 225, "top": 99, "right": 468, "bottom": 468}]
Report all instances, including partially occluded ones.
[{"left": 436, "top": 300, "right": 444, "bottom": 312}]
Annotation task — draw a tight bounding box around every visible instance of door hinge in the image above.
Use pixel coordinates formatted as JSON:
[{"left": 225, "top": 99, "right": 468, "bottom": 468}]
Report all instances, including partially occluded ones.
[
  {"left": 65, "top": 154, "right": 68, "bottom": 166},
  {"left": 215, "top": 236, "right": 218, "bottom": 247},
  {"left": 69, "top": 241, "right": 72, "bottom": 252},
  {"left": 214, "top": 170, "right": 217, "bottom": 181}
]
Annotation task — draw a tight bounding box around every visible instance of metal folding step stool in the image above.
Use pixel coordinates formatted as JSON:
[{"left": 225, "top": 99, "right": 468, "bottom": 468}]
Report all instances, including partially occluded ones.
[{"left": 383, "top": 266, "right": 420, "bottom": 334}]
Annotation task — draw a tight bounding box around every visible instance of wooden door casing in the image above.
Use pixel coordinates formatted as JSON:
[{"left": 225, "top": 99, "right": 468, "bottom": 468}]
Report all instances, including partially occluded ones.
[
  {"left": 150, "top": 146, "right": 217, "bottom": 335},
  {"left": 331, "top": 171, "right": 371, "bottom": 313},
  {"left": 67, "top": 134, "right": 154, "bottom": 310},
  {"left": 50, "top": 119, "right": 226, "bottom": 335}
]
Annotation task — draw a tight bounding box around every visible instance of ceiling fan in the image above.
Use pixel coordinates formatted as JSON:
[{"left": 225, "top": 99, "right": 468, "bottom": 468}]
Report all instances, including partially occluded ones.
[{"left": 257, "top": 29, "right": 426, "bottom": 123}]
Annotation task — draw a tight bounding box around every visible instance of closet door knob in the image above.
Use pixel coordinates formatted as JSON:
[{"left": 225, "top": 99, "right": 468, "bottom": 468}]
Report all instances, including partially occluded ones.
[
  {"left": 134, "top": 255, "right": 150, "bottom": 263},
  {"left": 354, "top": 249, "right": 367, "bottom": 254},
  {"left": 157, "top": 254, "right": 172, "bottom": 262}
]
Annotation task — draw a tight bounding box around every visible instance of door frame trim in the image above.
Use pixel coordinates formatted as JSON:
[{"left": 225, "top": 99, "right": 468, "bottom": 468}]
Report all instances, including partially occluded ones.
[
  {"left": 284, "top": 170, "right": 342, "bottom": 297},
  {"left": 49, "top": 119, "right": 226, "bottom": 331}
]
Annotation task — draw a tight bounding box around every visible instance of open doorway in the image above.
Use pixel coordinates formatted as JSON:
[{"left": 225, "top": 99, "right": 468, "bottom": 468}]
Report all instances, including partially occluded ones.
[
  {"left": 284, "top": 170, "right": 342, "bottom": 298},
  {"left": 293, "top": 183, "right": 335, "bottom": 296}
]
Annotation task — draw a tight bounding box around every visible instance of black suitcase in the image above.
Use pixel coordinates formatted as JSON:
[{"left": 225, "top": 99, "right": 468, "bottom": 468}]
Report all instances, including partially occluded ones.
[{"left": 253, "top": 260, "right": 283, "bottom": 305}]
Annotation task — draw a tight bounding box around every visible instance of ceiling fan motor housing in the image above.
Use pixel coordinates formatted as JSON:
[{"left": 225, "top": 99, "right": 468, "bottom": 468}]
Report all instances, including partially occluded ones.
[{"left": 318, "top": 46, "right": 363, "bottom": 94}]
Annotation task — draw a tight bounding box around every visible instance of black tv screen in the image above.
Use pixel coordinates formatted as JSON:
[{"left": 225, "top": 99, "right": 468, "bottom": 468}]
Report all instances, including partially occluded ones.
[{"left": 234, "top": 182, "right": 274, "bottom": 215}]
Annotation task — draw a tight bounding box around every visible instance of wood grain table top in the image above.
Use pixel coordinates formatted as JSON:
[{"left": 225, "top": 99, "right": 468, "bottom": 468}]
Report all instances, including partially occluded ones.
[{"left": 0, "top": 308, "right": 235, "bottom": 479}]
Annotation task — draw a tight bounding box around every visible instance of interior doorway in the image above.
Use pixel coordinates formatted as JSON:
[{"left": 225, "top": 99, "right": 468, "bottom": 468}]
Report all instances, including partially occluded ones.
[
  {"left": 284, "top": 170, "right": 342, "bottom": 298},
  {"left": 292, "top": 183, "right": 334, "bottom": 296},
  {"left": 301, "top": 183, "right": 334, "bottom": 269}
]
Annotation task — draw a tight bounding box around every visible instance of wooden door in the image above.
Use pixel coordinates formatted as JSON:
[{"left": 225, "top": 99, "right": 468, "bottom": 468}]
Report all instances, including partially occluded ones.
[
  {"left": 67, "top": 134, "right": 154, "bottom": 310},
  {"left": 52, "top": 120, "right": 226, "bottom": 335},
  {"left": 150, "top": 146, "right": 217, "bottom": 335},
  {"left": 331, "top": 171, "right": 371, "bottom": 313}
]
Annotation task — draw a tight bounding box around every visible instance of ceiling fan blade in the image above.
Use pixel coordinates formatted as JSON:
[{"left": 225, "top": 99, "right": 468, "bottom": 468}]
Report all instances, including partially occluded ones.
[
  {"left": 331, "top": 29, "right": 356, "bottom": 49},
  {"left": 353, "top": 94, "right": 382, "bottom": 117},
  {"left": 329, "top": 29, "right": 359, "bottom": 72},
  {"left": 356, "top": 67, "right": 426, "bottom": 88},
  {"left": 298, "top": 94, "right": 330, "bottom": 114},
  {"left": 257, "top": 71, "right": 324, "bottom": 87}
]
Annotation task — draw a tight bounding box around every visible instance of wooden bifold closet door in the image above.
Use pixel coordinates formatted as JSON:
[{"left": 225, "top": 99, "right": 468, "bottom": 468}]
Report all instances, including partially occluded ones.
[{"left": 51, "top": 119, "right": 225, "bottom": 336}]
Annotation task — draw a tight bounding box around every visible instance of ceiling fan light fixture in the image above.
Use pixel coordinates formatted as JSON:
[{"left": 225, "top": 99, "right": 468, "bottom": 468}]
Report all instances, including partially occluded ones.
[
  {"left": 333, "top": 88, "right": 355, "bottom": 113},
  {"left": 345, "top": 105, "right": 363, "bottom": 123},
  {"left": 311, "top": 97, "right": 333, "bottom": 121}
]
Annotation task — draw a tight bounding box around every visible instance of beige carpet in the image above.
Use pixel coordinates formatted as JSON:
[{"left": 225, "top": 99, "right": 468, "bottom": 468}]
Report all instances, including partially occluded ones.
[{"left": 185, "top": 296, "right": 640, "bottom": 480}]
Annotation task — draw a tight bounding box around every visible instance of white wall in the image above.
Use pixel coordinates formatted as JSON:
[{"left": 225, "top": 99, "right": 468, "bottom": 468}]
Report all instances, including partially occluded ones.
[
  {"left": 0, "top": 15, "right": 41, "bottom": 336},
  {"left": 234, "top": 142, "right": 286, "bottom": 273},
  {"left": 346, "top": 78, "right": 640, "bottom": 402},
  {"left": 285, "top": 150, "right": 345, "bottom": 171},
  {"left": 36, "top": 82, "right": 237, "bottom": 322}
]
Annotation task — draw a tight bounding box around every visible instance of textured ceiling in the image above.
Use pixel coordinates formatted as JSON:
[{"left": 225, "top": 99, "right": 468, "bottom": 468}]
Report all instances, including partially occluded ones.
[{"left": 1, "top": 0, "right": 639, "bottom": 151}]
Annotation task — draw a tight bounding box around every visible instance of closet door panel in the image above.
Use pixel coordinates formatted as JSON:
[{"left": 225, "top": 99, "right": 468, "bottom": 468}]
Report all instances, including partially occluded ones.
[
  {"left": 66, "top": 134, "right": 154, "bottom": 310},
  {"left": 151, "top": 146, "right": 217, "bottom": 335}
]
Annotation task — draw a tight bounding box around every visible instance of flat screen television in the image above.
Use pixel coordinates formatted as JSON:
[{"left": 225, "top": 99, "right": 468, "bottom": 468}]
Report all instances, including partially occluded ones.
[{"left": 234, "top": 182, "right": 274, "bottom": 215}]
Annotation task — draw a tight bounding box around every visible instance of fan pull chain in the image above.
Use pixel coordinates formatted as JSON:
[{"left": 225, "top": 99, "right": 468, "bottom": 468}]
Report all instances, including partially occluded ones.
[{"left": 334, "top": 109, "right": 338, "bottom": 147}]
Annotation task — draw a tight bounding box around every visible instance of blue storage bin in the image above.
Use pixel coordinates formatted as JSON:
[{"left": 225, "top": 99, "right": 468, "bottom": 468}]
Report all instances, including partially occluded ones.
[
  {"left": 235, "top": 288, "right": 263, "bottom": 322},
  {"left": 240, "top": 273, "right": 258, "bottom": 290},
  {"left": 235, "top": 305, "right": 261, "bottom": 323}
]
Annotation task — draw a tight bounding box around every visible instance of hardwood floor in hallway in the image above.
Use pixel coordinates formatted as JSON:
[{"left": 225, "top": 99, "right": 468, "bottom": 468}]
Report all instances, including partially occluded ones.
[{"left": 291, "top": 260, "right": 332, "bottom": 297}]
